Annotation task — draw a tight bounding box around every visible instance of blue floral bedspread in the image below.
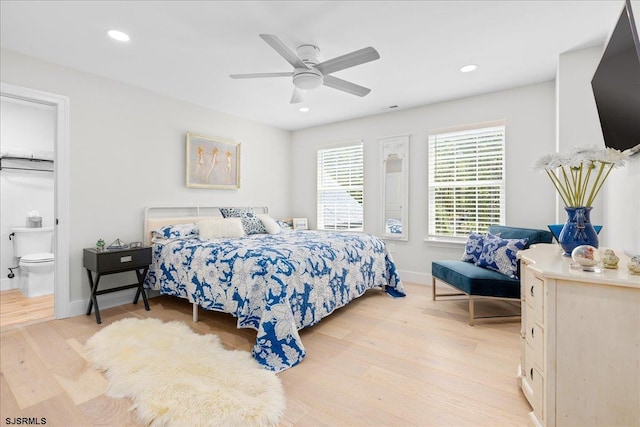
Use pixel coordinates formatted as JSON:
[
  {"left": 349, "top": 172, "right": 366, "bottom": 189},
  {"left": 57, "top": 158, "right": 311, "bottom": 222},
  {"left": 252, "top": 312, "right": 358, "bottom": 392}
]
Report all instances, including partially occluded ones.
[{"left": 144, "top": 230, "right": 405, "bottom": 371}]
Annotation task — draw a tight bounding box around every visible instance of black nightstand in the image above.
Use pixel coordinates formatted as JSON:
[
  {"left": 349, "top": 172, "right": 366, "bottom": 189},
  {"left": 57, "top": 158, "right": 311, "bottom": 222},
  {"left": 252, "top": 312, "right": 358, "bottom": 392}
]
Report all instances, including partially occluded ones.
[{"left": 83, "top": 246, "right": 152, "bottom": 324}]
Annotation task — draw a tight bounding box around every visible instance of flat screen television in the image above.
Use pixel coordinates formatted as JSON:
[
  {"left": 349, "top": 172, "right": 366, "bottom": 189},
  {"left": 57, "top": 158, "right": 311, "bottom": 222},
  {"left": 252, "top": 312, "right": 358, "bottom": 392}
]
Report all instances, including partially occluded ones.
[{"left": 591, "top": 0, "right": 640, "bottom": 154}]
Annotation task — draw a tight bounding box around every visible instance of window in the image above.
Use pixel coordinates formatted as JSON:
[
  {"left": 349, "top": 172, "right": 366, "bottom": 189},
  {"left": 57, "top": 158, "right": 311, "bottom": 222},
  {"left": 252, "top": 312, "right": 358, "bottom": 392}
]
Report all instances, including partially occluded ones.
[
  {"left": 428, "top": 122, "right": 505, "bottom": 239},
  {"left": 317, "top": 141, "right": 364, "bottom": 231}
]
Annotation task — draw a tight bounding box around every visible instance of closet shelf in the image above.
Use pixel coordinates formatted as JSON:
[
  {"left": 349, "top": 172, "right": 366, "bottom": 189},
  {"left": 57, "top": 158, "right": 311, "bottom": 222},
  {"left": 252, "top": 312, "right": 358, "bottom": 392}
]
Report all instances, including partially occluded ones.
[{"left": 0, "top": 156, "right": 54, "bottom": 172}]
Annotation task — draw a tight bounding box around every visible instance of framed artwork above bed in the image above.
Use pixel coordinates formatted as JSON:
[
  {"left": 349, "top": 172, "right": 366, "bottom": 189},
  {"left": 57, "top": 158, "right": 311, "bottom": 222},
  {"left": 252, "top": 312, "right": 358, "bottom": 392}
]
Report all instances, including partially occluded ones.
[{"left": 186, "top": 132, "right": 240, "bottom": 189}]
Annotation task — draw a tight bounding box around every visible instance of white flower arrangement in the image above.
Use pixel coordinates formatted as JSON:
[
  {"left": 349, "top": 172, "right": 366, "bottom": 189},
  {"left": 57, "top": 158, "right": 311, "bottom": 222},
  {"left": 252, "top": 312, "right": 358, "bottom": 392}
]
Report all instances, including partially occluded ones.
[{"left": 533, "top": 145, "right": 631, "bottom": 207}]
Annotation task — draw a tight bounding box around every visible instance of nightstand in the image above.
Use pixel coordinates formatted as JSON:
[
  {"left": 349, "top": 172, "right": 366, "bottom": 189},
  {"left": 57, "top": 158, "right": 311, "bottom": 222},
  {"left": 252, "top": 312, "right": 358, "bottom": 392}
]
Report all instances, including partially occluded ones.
[{"left": 83, "top": 246, "right": 152, "bottom": 324}]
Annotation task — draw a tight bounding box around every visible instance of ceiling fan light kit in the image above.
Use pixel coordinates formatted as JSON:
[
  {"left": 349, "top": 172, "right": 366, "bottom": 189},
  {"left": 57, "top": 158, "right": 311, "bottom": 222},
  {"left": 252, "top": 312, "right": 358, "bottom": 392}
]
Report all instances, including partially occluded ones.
[
  {"left": 293, "top": 68, "right": 323, "bottom": 90},
  {"left": 230, "top": 34, "right": 380, "bottom": 104}
]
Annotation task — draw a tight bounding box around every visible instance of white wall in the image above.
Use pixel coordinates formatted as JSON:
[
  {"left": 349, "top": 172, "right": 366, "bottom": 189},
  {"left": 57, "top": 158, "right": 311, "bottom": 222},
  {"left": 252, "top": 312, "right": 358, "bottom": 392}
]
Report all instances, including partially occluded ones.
[
  {"left": 291, "top": 81, "right": 557, "bottom": 281},
  {"left": 603, "top": 0, "right": 640, "bottom": 255},
  {"left": 0, "top": 97, "right": 55, "bottom": 290},
  {"left": 556, "top": 46, "right": 608, "bottom": 225},
  {"left": 604, "top": 155, "right": 640, "bottom": 255},
  {"left": 1, "top": 49, "right": 292, "bottom": 307},
  {"left": 557, "top": 44, "right": 640, "bottom": 256}
]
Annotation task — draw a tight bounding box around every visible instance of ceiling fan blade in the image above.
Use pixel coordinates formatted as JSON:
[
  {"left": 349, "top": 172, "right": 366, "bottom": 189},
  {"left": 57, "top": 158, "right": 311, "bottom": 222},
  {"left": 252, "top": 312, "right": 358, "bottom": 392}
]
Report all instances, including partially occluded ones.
[
  {"left": 290, "top": 87, "right": 306, "bottom": 104},
  {"left": 230, "top": 72, "right": 292, "bottom": 79},
  {"left": 323, "top": 75, "right": 371, "bottom": 97},
  {"left": 315, "top": 47, "right": 380, "bottom": 75},
  {"left": 259, "top": 34, "right": 309, "bottom": 70}
]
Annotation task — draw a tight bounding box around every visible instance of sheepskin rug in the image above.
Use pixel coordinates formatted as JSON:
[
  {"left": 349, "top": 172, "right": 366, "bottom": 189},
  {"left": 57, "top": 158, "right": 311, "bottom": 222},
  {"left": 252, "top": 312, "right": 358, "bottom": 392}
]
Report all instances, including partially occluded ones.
[{"left": 85, "top": 317, "right": 286, "bottom": 427}]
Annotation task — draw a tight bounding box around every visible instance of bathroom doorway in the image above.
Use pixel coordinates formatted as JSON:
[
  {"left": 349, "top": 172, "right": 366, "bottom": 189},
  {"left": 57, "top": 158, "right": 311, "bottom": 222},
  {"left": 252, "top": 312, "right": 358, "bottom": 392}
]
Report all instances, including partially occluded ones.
[{"left": 0, "top": 82, "right": 70, "bottom": 327}]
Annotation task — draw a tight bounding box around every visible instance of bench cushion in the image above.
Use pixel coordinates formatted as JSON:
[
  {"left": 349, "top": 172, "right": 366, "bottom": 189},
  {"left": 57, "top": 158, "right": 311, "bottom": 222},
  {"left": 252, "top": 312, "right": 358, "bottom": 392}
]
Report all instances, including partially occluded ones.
[
  {"left": 487, "top": 226, "right": 553, "bottom": 248},
  {"left": 432, "top": 226, "right": 553, "bottom": 300},
  {"left": 432, "top": 260, "right": 520, "bottom": 299}
]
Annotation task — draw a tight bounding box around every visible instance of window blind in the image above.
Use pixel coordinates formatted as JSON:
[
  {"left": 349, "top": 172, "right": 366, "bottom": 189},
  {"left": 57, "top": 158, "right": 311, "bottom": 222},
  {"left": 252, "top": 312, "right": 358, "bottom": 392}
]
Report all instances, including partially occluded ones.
[
  {"left": 428, "top": 123, "right": 505, "bottom": 238},
  {"left": 317, "top": 142, "right": 364, "bottom": 231}
]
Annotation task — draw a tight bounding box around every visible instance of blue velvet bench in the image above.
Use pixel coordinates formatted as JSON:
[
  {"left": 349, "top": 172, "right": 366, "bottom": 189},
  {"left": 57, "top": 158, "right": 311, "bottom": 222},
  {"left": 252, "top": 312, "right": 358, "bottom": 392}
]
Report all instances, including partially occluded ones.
[{"left": 431, "top": 225, "right": 554, "bottom": 325}]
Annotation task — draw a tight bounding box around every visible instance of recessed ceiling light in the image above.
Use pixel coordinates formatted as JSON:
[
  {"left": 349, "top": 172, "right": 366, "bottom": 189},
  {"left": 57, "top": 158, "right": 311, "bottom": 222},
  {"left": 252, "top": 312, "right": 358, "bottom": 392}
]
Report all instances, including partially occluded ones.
[
  {"left": 107, "top": 29, "right": 130, "bottom": 42},
  {"left": 460, "top": 64, "right": 478, "bottom": 73},
  {"left": 298, "top": 107, "right": 310, "bottom": 113}
]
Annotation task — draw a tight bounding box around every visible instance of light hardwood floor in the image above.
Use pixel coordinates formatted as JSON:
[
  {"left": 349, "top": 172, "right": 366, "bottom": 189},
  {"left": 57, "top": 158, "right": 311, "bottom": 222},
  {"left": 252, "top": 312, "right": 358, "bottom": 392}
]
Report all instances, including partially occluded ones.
[
  {"left": 0, "top": 282, "right": 530, "bottom": 426},
  {"left": 0, "top": 289, "right": 54, "bottom": 329}
]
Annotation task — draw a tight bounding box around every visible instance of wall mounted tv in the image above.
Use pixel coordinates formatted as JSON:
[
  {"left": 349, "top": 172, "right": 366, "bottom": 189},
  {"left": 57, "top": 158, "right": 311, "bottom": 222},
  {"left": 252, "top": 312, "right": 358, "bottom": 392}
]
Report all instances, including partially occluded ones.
[{"left": 591, "top": 0, "right": 640, "bottom": 154}]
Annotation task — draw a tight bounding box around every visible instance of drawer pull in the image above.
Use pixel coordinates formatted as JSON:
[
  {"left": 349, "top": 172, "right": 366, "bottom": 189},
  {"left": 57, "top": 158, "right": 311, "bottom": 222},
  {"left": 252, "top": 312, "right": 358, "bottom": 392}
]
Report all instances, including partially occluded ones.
[
  {"left": 531, "top": 327, "right": 535, "bottom": 338},
  {"left": 120, "top": 256, "right": 132, "bottom": 263},
  {"left": 530, "top": 285, "right": 535, "bottom": 297},
  {"left": 530, "top": 368, "right": 534, "bottom": 380}
]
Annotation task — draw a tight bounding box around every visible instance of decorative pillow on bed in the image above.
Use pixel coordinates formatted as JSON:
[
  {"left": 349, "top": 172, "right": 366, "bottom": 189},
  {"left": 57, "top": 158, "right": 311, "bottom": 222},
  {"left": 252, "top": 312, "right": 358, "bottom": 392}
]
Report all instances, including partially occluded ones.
[
  {"left": 257, "top": 214, "right": 281, "bottom": 234},
  {"left": 276, "top": 220, "right": 292, "bottom": 230},
  {"left": 198, "top": 217, "right": 245, "bottom": 240},
  {"left": 152, "top": 223, "right": 198, "bottom": 240},
  {"left": 476, "top": 235, "right": 528, "bottom": 279},
  {"left": 219, "top": 207, "right": 267, "bottom": 235}
]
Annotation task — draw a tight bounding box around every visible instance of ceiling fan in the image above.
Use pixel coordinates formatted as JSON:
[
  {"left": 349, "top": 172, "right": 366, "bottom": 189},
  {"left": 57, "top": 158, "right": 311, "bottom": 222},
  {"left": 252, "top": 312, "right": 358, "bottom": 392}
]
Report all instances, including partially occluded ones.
[{"left": 230, "top": 34, "right": 380, "bottom": 104}]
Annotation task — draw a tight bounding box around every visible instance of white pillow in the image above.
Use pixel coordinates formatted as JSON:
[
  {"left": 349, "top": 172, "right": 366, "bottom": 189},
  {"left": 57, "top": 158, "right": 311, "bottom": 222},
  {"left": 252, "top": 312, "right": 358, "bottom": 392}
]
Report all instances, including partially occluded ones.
[
  {"left": 198, "top": 218, "right": 245, "bottom": 240},
  {"left": 257, "top": 214, "right": 281, "bottom": 234}
]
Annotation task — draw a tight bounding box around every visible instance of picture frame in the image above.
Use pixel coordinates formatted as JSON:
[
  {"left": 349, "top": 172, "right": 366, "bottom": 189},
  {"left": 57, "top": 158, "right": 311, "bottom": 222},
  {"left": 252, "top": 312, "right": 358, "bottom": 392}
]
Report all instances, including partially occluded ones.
[
  {"left": 293, "top": 217, "right": 308, "bottom": 230},
  {"left": 186, "top": 132, "right": 240, "bottom": 189}
]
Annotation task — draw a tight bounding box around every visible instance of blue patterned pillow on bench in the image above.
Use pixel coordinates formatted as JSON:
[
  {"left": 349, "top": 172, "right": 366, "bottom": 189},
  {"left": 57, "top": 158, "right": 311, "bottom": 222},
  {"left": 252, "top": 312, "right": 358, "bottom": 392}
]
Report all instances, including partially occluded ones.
[
  {"left": 461, "top": 232, "right": 485, "bottom": 264},
  {"left": 461, "top": 232, "right": 500, "bottom": 264},
  {"left": 476, "top": 235, "right": 528, "bottom": 279}
]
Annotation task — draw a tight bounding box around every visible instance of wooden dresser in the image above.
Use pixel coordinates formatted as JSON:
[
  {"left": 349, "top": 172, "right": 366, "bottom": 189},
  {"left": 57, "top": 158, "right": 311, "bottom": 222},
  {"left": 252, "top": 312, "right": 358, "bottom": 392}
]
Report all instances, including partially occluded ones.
[{"left": 518, "top": 244, "right": 640, "bottom": 427}]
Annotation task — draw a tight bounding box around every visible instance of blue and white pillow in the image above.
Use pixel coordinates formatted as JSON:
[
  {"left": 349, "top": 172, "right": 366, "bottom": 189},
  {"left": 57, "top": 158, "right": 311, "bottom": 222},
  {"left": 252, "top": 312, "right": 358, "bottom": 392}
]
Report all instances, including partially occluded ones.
[
  {"left": 152, "top": 223, "right": 198, "bottom": 240},
  {"left": 476, "top": 235, "right": 528, "bottom": 279},
  {"left": 275, "top": 220, "right": 292, "bottom": 231},
  {"left": 461, "top": 232, "right": 486, "bottom": 263},
  {"left": 220, "top": 207, "right": 267, "bottom": 235}
]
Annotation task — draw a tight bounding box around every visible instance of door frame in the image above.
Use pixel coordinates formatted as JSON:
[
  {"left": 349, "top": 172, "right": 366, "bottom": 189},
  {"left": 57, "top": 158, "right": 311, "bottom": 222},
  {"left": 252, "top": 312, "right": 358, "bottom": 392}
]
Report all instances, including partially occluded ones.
[{"left": 1, "top": 82, "right": 70, "bottom": 319}]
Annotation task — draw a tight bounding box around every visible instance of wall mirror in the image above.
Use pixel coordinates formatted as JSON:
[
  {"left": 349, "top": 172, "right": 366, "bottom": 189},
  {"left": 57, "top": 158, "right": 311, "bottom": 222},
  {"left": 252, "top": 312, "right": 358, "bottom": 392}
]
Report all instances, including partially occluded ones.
[{"left": 380, "top": 135, "right": 409, "bottom": 241}]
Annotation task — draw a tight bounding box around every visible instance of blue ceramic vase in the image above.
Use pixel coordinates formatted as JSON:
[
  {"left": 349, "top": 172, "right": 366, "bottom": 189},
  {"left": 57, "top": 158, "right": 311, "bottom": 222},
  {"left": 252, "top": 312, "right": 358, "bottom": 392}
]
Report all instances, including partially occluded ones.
[{"left": 558, "top": 207, "right": 599, "bottom": 256}]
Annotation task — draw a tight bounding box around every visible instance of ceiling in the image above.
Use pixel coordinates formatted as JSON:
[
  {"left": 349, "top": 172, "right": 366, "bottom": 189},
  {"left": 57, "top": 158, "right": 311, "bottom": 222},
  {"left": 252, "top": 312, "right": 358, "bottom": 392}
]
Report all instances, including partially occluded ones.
[{"left": 0, "top": 1, "right": 625, "bottom": 131}]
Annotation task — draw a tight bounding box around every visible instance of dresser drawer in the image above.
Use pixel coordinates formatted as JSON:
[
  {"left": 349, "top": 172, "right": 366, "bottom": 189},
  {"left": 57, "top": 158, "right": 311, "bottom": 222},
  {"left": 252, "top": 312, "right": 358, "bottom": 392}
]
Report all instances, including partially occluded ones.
[
  {"left": 523, "top": 342, "right": 544, "bottom": 420},
  {"left": 524, "top": 267, "right": 544, "bottom": 323},
  {"left": 83, "top": 247, "right": 152, "bottom": 274},
  {"left": 525, "top": 313, "right": 544, "bottom": 371}
]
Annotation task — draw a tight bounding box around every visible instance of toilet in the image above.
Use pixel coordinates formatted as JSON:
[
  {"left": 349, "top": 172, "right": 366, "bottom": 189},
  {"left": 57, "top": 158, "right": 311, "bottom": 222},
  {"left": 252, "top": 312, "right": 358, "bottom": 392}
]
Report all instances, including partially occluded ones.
[{"left": 11, "top": 227, "right": 55, "bottom": 297}]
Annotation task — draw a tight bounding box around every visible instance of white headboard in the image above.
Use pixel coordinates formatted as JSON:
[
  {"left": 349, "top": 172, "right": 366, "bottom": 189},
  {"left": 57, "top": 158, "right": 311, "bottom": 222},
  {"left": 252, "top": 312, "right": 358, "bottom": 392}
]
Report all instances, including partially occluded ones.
[{"left": 143, "top": 206, "right": 269, "bottom": 245}]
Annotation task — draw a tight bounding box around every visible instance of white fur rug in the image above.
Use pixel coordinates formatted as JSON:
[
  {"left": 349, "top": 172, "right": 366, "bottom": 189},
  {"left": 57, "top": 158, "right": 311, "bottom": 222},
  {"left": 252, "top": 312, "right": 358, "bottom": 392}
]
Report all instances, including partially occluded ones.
[{"left": 85, "top": 317, "right": 285, "bottom": 427}]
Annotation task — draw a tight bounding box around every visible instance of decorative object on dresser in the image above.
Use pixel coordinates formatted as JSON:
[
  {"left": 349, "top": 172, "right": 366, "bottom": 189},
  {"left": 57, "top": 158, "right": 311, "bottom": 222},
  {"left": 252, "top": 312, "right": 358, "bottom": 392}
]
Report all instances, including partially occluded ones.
[
  {"left": 547, "top": 224, "right": 602, "bottom": 242},
  {"left": 186, "top": 132, "right": 240, "bottom": 189},
  {"left": 85, "top": 317, "right": 285, "bottom": 427},
  {"left": 83, "top": 246, "right": 151, "bottom": 324},
  {"left": 533, "top": 145, "right": 631, "bottom": 256},
  {"left": 601, "top": 249, "right": 619, "bottom": 269},
  {"left": 570, "top": 244, "right": 602, "bottom": 272},
  {"left": 628, "top": 255, "right": 640, "bottom": 275},
  {"left": 431, "top": 225, "right": 553, "bottom": 325},
  {"left": 518, "top": 244, "right": 640, "bottom": 426}
]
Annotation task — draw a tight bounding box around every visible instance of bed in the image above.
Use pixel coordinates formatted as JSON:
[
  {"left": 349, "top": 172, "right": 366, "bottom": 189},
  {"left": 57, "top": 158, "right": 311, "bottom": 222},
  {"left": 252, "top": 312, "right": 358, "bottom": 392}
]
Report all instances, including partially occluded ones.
[{"left": 143, "top": 206, "right": 405, "bottom": 372}]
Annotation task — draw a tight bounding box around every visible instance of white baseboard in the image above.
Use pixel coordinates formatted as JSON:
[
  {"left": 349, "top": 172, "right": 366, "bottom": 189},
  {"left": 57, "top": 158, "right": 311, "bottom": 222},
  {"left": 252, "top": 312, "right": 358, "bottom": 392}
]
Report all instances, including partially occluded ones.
[
  {"left": 397, "top": 269, "right": 431, "bottom": 285},
  {"left": 68, "top": 289, "right": 161, "bottom": 318},
  {"left": 0, "top": 277, "right": 19, "bottom": 292}
]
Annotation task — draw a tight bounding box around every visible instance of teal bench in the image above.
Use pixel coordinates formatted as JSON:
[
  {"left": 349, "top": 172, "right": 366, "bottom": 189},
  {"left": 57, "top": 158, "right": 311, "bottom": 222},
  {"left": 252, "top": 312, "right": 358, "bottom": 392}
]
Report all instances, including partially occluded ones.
[{"left": 431, "top": 225, "right": 553, "bottom": 325}]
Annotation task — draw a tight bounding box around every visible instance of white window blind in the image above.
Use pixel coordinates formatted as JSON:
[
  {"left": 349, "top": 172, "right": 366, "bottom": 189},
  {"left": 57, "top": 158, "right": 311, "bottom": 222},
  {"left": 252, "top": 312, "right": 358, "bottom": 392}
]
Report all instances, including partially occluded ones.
[
  {"left": 317, "top": 142, "right": 364, "bottom": 231},
  {"left": 428, "top": 123, "right": 505, "bottom": 238}
]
